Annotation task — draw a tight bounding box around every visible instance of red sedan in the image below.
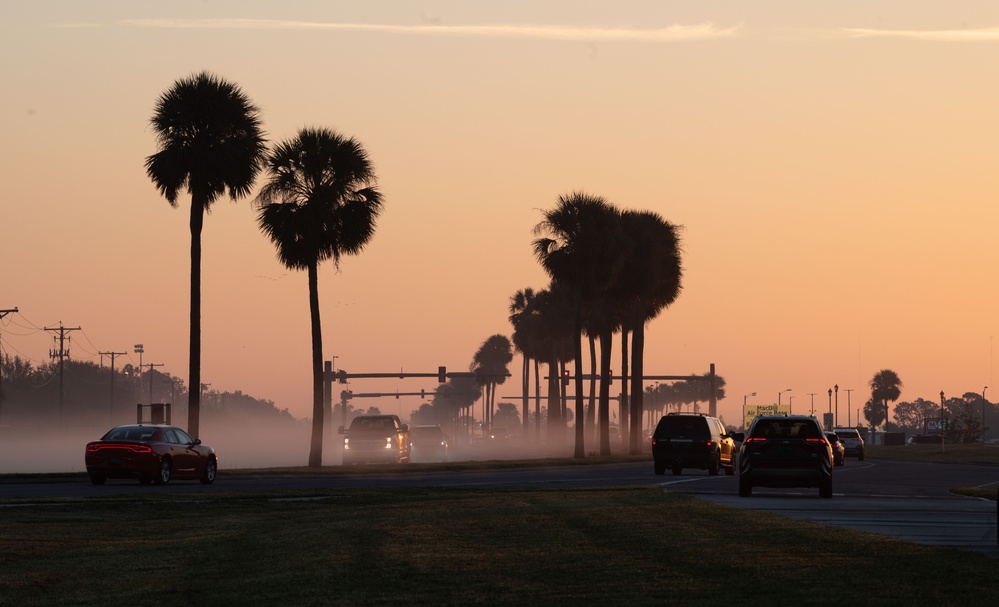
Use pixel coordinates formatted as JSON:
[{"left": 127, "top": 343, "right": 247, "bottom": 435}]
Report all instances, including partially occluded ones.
[{"left": 85, "top": 424, "right": 218, "bottom": 485}]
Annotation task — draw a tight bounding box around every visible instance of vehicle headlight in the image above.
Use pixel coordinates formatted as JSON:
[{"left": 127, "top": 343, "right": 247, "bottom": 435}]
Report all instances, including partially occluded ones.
[{"left": 385, "top": 437, "right": 393, "bottom": 449}]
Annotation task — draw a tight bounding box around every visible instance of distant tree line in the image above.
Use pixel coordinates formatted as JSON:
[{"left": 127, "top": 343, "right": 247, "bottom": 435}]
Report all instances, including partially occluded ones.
[{"left": 0, "top": 354, "right": 296, "bottom": 431}]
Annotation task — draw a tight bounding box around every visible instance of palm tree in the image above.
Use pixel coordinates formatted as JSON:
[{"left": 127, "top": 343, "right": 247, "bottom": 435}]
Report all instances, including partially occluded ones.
[
  {"left": 471, "top": 335, "right": 513, "bottom": 430},
  {"left": 534, "top": 192, "right": 625, "bottom": 457},
  {"left": 509, "top": 288, "right": 539, "bottom": 440},
  {"left": 145, "top": 72, "right": 266, "bottom": 439},
  {"left": 255, "top": 127, "right": 383, "bottom": 467},
  {"left": 615, "top": 211, "right": 683, "bottom": 453},
  {"left": 869, "top": 369, "right": 903, "bottom": 432}
]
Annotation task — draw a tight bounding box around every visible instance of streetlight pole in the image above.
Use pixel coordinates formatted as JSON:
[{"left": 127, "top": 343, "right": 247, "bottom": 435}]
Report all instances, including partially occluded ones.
[
  {"left": 834, "top": 384, "right": 839, "bottom": 428},
  {"left": 133, "top": 344, "right": 143, "bottom": 403},
  {"left": 788, "top": 395, "right": 795, "bottom": 413},
  {"left": 940, "top": 391, "right": 946, "bottom": 454},
  {"left": 844, "top": 389, "right": 853, "bottom": 427},
  {"left": 983, "top": 387, "right": 988, "bottom": 443},
  {"left": 808, "top": 393, "right": 817, "bottom": 415},
  {"left": 778, "top": 388, "right": 791, "bottom": 406},
  {"left": 744, "top": 392, "right": 756, "bottom": 407}
]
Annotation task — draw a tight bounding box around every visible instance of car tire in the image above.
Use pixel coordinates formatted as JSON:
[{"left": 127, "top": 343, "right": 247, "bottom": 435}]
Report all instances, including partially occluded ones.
[
  {"left": 858, "top": 449, "right": 865, "bottom": 461},
  {"left": 154, "top": 458, "right": 171, "bottom": 485},
  {"left": 708, "top": 454, "right": 720, "bottom": 476},
  {"left": 654, "top": 460, "right": 666, "bottom": 475},
  {"left": 200, "top": 456, "right": 217, "bottom": 485},
  {"left": 820, "top": 476, "right": 833, "bottom": 498},
  {"left": 89, "top": 473, "right": 106, "bottom": 485},
  {"left": 739, "top": 475, "right": 752, "bottom": 497},
  {"left": 725, "top": 455, "right": 736, "bottom": 476},
  {"left": 672, "top": 466, "right": 683, "bottom": 476}
]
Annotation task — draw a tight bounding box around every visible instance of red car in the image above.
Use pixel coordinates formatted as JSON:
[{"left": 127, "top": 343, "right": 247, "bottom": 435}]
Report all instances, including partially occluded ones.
[{"left": 85, "top": 424, "right": 218, "bottom": 485}]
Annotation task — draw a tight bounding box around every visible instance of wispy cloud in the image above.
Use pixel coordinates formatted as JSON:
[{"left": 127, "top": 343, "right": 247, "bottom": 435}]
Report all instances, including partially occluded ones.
[
  {"left": 843, "top": 27, "right": 999, "bottom": 42},
  {"left": 117, "top": 18, "right": 740, "bottom": 42}
]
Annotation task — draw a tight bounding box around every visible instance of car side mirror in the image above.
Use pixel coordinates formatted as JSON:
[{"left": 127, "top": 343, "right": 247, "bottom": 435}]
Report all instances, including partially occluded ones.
[
  {"left": 338, "top": 426, "right": 345, "bottom": 435},
  {"left": 401, "top": 424, "right": 409, "bottom": 432},
  {"left": 193, "top": 439, "right": 202, "bottom": 446}
]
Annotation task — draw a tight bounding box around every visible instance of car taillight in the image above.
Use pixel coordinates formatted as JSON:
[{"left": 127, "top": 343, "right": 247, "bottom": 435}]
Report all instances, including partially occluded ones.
[
  {"left": 86, "top": 443, "right": 151, "bottom": 453},
  {"left": 706, "top": 441, "right": 715, "bottom": 448},
  {"left": 806, "top": 438, "right": 828, "bottom": 446},
  {"left": 745, "top": 437, "right": 767, "bottom": 443}
]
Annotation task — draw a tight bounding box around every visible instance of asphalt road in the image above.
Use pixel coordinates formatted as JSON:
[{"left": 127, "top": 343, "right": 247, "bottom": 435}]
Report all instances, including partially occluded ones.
[{"left": 2, "top": 457, "right": 996, "bottom": 558}]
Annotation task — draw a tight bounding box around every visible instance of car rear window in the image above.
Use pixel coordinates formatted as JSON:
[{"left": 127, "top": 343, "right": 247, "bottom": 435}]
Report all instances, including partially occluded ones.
[
  {"left": 751, "top": 419, "right": 821, "bottom": 439},
  {"left": 412, "top": 426, "right": 442, "bottom": 439},
  {"left": 655, "top": 416, "right": 709, "bottom": 438},
  {"left": 835, "top": 430, "right": 860, "bottom": 439}
]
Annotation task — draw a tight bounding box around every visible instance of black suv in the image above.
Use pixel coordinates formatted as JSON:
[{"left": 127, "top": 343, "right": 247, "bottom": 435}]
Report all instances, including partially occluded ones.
[
  {"left": 651, "top": 413, "right": 738, "bottom": 476},
  {"left": 738, "top": 414, "right": 833, "bottom": 498}
]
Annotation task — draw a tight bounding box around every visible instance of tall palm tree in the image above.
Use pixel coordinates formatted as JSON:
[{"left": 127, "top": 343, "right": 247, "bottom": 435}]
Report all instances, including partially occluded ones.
[
  {"left": 509, "top": 288, "right": 539, "bottom": 440},
  {"left": 615, "top": 211, "right": 683, "bottom": 453},
  {"left": 534, "top": 192, "right": 625, "bottom": 457},
  {"left": 145, "top": 72, "right": 266, "bottom": 439},
  {"left": 869, "top": 369, "right": 903, "bottom": 432},
  {"left": 255, "top": 127, "right": 383, "bottom": 467},
  {"left": 471, "top": 335, "right": 513, "bottom": 430}
]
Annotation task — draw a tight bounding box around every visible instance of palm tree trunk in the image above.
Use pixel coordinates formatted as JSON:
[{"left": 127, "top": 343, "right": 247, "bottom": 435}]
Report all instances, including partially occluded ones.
[
  {"left": 546, "top": 358, "right": 558, "bottom": 443},
  {"left": 187, "top": 198, "right": 204, "bottom": 439},
  {"left": 620, "top": 327, "right": 630, "bottom": 452},
  {"left": 573, "top": 309, "right": 585, "bottom": 458},
  {"left": 521, "top": 355, "right": 529, "bottom": 439},
  {"left": 629, "top": 319, "right": 646, "bottom": 454},
  {"left": 307, "top": 261, "right": 325, "bottom": 468},
  {"left": 587, "top": 335, "right": 596, "bottom": 439},
  {"left": 534, "top": 358, "right": 541, "bottom": 441},
  {"left": 598, "top": 329, "right": 613, "bottom": 456}
]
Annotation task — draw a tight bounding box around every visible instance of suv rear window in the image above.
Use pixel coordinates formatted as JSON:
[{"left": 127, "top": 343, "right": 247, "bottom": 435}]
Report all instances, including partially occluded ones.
[
  {"left": 654, "top": 416, "right": 709, "bottom": 439},
  {"left": 834, "top": 429, "right": 860, "bottom": 439},
  {"left": 751, "top": 419, "right": 821, "bottom": 439}
]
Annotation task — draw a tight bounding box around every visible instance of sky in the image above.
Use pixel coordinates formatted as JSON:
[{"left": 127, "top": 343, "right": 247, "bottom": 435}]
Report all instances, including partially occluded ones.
[{"left": 3, "top": 1, "right": 999, "bottom": 431}]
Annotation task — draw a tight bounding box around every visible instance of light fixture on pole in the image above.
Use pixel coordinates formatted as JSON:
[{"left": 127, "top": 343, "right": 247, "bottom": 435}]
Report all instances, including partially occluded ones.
[
  {"left": 744, "top": 392, "right": 756, "bottom": 407},
  {"left": 778, "top": 388, "right": 791, "bottom": 406}
]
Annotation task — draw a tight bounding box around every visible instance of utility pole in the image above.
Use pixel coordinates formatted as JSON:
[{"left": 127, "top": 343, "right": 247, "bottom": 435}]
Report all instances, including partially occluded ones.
[
  {"left": 145, "top": 363, "right": 164, "bottom": 405},
  {"left": 45, "top": 322, "right": 81, "bottom": 426},
  {"left": 844, "top": 389, "right": 854, "bottom": 426},
  {"left": 0, "top": 307, "right": 18, "bottom": 432},
  {"left": 99, "top": 350, "right": 127, "bottom": 425}
]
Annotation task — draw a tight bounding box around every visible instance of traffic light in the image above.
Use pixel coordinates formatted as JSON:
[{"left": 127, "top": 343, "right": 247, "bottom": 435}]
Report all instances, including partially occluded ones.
[
  {"left": 438, "top": 366, "right": 447, "bottom": 383},
  {"left": 420, "top": 389, "right": 426, "bottom": 399},
  {"left": 562, "top": 369, "right": 570, "bottom": 386},
  {"left": 337, "top": 370, "right": 347, "bottom": 384}
]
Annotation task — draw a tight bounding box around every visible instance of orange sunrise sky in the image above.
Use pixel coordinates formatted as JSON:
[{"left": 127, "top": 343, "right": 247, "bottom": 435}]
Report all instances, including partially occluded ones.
[{"left": 2, "top": 1, "right": 999, "bottom": 429}]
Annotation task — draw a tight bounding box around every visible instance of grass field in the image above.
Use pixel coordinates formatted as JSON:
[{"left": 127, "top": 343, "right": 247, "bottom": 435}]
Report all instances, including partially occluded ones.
[
  {"left": 1, "top": 486, "right": 997, "bottom": 607},
  {"left": 1, "top": 447, "right": 996, "bottom": 606}
]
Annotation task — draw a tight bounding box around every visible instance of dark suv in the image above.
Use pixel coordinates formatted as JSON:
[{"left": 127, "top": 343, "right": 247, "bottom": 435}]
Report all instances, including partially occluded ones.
[
  {"left": 738, "top": 414, "right": 833, "bottom": 498},
  {"left": 651, "top": 413, "right": 738, "bottom": 476}
]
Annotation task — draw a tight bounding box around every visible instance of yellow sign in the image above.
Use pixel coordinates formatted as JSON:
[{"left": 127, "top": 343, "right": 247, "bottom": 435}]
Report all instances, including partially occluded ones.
[{"left": 742, "top": 403, "right": 791, "bottom": 428}]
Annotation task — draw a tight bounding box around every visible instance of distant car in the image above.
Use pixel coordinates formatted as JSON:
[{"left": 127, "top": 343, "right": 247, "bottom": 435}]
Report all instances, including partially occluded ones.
[
  {"left": 826, "top": 432, "right": 845, "bottom": 466},
  {"left": 832, "top": 427, "right": 866, "bottom": 460},
  {"left": 410, "top": 424, "right": 449, "bottom": 462},
  {"left": 486, "top": 428, "right": 510, "bottom": 441},
  {"left": 738, "top": 414, "right": 833, "bottom": 498},
  {"left": 85, "top": 424, "right": 217, "bottom": 486},
  {"left": 651, "top": 413, "right": 738, "bottom": 476}
]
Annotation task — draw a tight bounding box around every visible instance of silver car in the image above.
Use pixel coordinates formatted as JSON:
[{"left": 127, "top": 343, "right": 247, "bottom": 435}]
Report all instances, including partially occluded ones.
[{"left": 832, "top": 427, "right": 865, "bottom": 460}]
